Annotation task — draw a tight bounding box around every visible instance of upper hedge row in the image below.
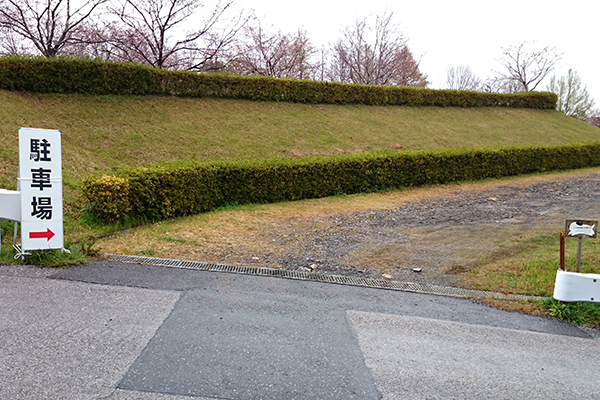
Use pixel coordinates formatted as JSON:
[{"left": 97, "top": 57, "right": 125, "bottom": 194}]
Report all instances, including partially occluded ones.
[{"left": 0, "top": 55, "right": 558, "bottom": 108}]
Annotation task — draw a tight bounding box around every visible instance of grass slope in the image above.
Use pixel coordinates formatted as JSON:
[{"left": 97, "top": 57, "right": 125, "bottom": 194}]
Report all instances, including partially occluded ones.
[{"left": 0, "top": 89, "right": 599, "bottom": 239}]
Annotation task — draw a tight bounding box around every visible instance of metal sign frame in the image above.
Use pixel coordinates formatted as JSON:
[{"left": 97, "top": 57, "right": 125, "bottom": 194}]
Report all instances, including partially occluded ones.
[{"left": 15, "top": 128, "right": 64, "bottom": 252}]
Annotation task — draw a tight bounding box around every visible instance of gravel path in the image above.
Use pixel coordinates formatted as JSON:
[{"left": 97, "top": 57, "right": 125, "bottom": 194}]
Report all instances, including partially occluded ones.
[{"left": 262, "top": 173, "right": 600, "bottom": 285}]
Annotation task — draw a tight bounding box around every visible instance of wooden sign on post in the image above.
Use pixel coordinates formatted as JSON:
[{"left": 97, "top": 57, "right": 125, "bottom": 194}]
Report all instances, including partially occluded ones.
[{"left": 565, "top": 219, "right": 597, "bottom": 238}]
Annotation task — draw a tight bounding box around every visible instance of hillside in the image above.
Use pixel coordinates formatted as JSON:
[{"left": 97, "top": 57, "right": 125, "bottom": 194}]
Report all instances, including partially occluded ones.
[
  {"left": 2, "top": 90, "right": 599, "bottom": 186},
  {"left": 0, "top": 89, "right": 599, "bottom": 238}
]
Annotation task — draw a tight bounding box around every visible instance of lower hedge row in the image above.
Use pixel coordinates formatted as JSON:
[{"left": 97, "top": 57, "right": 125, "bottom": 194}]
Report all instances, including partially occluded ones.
[{"left": 81, "top": 143, "right": 600, "bottom": 223}]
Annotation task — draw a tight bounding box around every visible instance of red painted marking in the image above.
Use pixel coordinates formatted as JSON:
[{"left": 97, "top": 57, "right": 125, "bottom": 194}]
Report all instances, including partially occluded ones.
[{"left": 29, "top": 228, "right": 55, "bottom": 241}]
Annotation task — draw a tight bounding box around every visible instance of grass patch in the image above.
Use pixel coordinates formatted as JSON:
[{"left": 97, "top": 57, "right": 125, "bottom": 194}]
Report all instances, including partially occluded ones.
[
  {"left": 469, "top": 229, "right": 600, "bottom": 294},
  {"left": 0, "top": 244, "right": 88, "bottom": 268},
  {"left": 1, "top": 220, "right": 90, "bottom": 267},
  {"left": 214, "top": 202, "right": 246, "bottom": 212},
  {"left": 479, "top": 297, "right": 600, "bottom": 328},
  {"left": 162, "top": 236, "right": 187, "bottom": 243},
  {"left": 465, "top": 232, "right": 600, "bottom": 297},
  {"left": 21, "top": 247, "right": 88, "bottom": 268},
  {"left": 467, "top": 231, "right": 600, "bottom": 326},
  {"left": 538, "top": 298, "right": 600, "bottom": 327}
]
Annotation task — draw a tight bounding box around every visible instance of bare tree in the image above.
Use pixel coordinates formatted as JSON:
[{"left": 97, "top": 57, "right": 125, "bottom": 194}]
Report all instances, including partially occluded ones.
[
  {"left": 547, "top": 69, "right": 595, "bottom": 119},
  {"left": 0, "top": 0, "right": 109, "bottom": 57},
  {"left": 480, "top": 76, "right": 522, "bottom": 93},
  {"left": 494, "top": 41, "right": 562, "bottom": 92},
  {"left": 61, "top": 20, "right": 116, "bottom": 58},
  {"left": 329, "top": 12, "right": 427, "bottom": 87},
  {"left": 228, "top": 24, "right": 317, "bottom": 79},
  {"left": 106, "top": 0, "right": 250, "bottom": 70},
  {"left": 445, "top": 65, "right": 481, "bottom": 91},
  {"left": 312, "top": 46, "right": 328, "bottom": 82},
  {"left": 0, "top": 24, "right": 32, "bottom": 54},
  {"left": 583, "top": 108, "right": 600, "bottom": 128}
]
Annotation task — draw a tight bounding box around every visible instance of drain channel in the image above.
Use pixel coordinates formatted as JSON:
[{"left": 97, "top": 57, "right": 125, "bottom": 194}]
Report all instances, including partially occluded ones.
[{"left": 101, "top": 253, "right": 541, "bottom": 301}]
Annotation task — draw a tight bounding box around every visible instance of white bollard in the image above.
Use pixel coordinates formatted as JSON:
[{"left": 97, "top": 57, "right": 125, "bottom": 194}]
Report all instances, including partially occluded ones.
[{"left": 553, "top": 269, "right": 600, "bottom": 303}]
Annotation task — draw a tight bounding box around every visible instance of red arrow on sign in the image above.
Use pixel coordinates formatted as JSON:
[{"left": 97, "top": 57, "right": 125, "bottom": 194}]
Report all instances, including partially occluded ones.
[{"left": 29, "top": 228, "right": 55, "bottom": 241}]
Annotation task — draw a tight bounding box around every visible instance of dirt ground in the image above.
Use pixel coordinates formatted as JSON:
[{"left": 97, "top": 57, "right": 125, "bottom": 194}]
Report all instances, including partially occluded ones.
[{"left": 141, "top": 169, "right": 598, "bottom": 288}]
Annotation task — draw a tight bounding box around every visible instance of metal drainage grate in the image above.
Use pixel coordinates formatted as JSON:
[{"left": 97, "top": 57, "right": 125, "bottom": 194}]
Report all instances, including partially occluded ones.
[{"left": 101, "top": 253, "right": 541, "bottom": 301}]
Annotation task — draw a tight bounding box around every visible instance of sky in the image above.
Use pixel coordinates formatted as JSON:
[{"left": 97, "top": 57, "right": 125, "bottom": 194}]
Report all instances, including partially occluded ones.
[{"left": 243, "top": 0, "right": 600, "bottom": 103}]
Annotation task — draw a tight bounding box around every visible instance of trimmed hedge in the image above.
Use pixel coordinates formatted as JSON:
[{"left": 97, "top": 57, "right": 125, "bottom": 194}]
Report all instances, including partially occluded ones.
[
  {"left": 82, "top": 143, "right": 600, "bottom": 223},
  {"left": 0, "top": 55, "right": 557, "bottom": 108}
]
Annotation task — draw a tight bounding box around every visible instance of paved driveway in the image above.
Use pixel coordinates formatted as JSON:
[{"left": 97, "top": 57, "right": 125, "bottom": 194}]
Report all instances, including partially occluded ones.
[{"left": 1, "top": 260, "right": 598, "bottom": 399}]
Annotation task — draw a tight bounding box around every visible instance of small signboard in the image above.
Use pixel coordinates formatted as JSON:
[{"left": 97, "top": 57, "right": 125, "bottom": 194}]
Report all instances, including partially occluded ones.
[
  {"left": 18, "top": 128, "right": 64, "bottom": 251},
  {"left": 565, "top": 219, "right": 598, "bottom": 239}
]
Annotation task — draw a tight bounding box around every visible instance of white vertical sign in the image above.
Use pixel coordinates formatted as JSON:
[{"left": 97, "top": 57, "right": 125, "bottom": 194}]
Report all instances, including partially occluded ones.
[{"left": 18, "top": 128, "right": 64, "bottom": 250}]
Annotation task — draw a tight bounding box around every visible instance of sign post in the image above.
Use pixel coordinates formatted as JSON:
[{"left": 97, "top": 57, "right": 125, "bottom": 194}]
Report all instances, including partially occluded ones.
[
  {"left": 17, "top": 128, "right": 64, "bottom": 251},
  {"left": 554, "top": 220, "right": 600, "bottom": 303},
  {"left": 565, "top": 219, "right": 597, "bottom": 272}
]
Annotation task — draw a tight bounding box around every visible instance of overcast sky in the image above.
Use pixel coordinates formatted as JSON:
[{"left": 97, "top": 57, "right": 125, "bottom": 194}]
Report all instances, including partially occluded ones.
[{"left": 244, "top": 0, "right": 599, "bottom": 103}]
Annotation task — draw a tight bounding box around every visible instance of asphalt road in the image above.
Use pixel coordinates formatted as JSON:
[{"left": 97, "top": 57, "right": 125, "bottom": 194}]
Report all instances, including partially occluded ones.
[{"left": 1, "top": 260, "right": 599, "bottom": 399}]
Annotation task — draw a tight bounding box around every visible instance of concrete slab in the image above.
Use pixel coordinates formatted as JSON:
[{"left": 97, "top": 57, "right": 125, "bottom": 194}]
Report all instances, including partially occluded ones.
[
  {"left": 348, "top": 311, "right": 600, "bottom": 400},
  {"left": 118, "top": 287, "right": 381, "bottom": 399},
  {"left": 0, "top": 275, "right": 179, "bottom": 399}
]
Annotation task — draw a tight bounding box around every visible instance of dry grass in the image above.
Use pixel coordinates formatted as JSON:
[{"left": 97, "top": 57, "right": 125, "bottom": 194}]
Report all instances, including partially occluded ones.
[
  {"left": 478, "top": 298, "right": 551, "bottom": 317},
  {"left": 94, "top": 168, "right": 600, "bottom": 279}
]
